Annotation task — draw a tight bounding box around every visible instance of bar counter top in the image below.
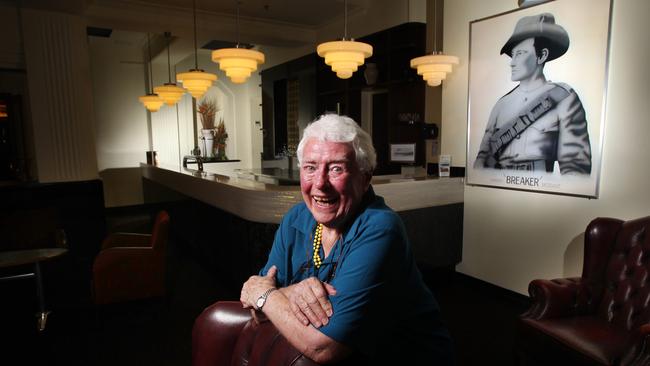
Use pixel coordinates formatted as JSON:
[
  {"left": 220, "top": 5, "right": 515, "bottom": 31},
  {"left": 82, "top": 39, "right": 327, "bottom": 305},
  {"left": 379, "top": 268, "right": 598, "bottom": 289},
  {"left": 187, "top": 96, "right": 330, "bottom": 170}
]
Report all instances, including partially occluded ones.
[{"left": 141, "top": 163, "right": 464, "bottom": 224}]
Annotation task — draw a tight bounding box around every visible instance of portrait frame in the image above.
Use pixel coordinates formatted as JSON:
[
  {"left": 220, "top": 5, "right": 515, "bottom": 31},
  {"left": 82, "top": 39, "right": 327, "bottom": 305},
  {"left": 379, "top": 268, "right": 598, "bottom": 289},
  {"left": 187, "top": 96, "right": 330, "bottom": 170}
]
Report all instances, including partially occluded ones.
[
  {"left": 390, "top": 143, "right": 416, "bottom": 163},
  {"left": 465, "top": 0, "right": 613, "bottom": 198}
]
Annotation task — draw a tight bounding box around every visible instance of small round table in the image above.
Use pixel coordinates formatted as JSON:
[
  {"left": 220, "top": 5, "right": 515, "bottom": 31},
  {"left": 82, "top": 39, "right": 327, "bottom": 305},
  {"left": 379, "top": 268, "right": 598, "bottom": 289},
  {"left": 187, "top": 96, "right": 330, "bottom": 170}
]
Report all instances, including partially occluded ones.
[{"left": 0, "top": 248, "right": 68, "bottom": 331}]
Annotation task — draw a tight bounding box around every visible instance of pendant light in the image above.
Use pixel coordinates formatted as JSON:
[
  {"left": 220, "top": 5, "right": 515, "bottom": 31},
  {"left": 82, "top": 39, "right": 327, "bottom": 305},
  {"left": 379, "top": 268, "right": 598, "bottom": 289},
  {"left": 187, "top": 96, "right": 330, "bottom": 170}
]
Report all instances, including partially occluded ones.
[
  {"left": 211, "top": 1, "right": 265, "bottom": 84},
  {"left": 177, "top": 0, "right": 217, "bottom": 99},
  {"left": 154, "top": 32, "right": 185, "bottom": 106},
  {"left": 139, "top": 32, "right": 164, "bottom": 112},
  {"left": 317, "top": 0, "right": 372, "bottom": 79},
  {"left": 410, "top": 0, "right": 459, "bottom": 87}
]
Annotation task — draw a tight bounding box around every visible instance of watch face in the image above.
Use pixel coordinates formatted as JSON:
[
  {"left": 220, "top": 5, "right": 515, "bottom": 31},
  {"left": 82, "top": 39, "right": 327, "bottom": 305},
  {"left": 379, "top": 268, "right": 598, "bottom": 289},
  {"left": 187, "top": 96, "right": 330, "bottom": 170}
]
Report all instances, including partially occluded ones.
[{"left": 256, "top": 297, "right": 265, "bottom": 309}]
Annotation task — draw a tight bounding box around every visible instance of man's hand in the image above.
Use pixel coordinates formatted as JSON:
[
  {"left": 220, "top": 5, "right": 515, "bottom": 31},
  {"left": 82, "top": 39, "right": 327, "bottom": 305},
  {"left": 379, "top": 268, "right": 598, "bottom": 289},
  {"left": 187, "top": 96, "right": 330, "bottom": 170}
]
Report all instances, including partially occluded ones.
[
  {"left": 280, "top": 277, "right": 337, "bottom": 328},
  {"left": 241, "top": 265, "right": 278, "bottom": 309}
]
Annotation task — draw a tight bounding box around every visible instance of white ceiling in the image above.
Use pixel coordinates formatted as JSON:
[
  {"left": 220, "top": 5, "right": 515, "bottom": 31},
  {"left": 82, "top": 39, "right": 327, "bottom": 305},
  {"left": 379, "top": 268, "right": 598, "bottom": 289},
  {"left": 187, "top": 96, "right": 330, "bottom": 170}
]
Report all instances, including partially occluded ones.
[
  {"left": 130, "top": 0, "right": 358, "bottom": 28},
  {"left": 81, "top": 0, "right": 383, "bottom": 67},
  {"left": 19, "top": 0, "right": 421, "bottom": 68},
  {"left": 19, "top": 0, "right": 362, "bottom": 27},
  {"left": 81, "top": 0, "right": 373, "bottom": 54}
]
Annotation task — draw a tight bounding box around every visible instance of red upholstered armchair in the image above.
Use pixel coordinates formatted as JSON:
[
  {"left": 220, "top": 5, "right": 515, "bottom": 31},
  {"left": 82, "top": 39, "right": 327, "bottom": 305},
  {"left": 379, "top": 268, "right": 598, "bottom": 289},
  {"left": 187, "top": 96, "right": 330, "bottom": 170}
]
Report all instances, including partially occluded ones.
[
  {"left": 92, "top": 211, "right": 169, "bottom": 305},
  {"left": 192, "top": 301, "right": 320, "bottom": 366},
  {"left": 517, "top": 216, "right": 650, "bottom": 366}
]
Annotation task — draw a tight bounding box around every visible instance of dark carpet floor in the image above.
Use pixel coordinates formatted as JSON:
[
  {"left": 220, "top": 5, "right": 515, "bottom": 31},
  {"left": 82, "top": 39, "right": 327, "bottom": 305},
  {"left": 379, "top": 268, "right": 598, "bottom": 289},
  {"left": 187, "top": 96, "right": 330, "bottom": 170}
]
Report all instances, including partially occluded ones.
[
  {"left": 2, "top": 257, "right": 528, "bottom": 366},
  {"left": 2, "top": 208, "right": 529, "bottom": 366}
]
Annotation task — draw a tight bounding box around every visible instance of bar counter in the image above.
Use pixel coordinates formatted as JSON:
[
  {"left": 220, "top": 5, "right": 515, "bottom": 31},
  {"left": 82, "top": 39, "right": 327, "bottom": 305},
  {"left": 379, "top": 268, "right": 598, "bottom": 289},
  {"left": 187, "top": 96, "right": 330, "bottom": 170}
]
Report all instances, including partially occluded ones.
[
  {"left": 141, "top": 163, "right": 464, "bottom": 284},
  {"left": 140, "top": 163, "right": 464, "bottom": 224}
]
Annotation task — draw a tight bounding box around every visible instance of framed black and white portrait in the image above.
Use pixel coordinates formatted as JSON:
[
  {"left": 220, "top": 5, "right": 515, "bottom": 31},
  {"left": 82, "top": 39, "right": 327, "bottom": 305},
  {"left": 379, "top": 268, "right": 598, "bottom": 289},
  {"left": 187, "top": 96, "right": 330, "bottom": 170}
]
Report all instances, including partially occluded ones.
[
  {"left": 390, "top": 143, "right": 416, "bottom": 163},
  {"left": 466, "top": 0, "right": 612, "bottom": 198}
]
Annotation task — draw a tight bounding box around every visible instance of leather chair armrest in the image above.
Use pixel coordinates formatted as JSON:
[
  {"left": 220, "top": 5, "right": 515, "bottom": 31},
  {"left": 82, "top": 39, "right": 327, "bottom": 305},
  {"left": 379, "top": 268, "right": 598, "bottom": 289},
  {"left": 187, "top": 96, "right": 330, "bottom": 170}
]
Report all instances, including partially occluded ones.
[
  {"left": 192, "top": 301, "right": 253, "bottom": 366},
  {"left": 101, "top": 233, "right": 152, "bottom": 249},
  {"left": 522, "top": 277, "right": 586, "bottom": 320},
  {"left": 620, "top": 324, "right": 650, "bottom": 366}
]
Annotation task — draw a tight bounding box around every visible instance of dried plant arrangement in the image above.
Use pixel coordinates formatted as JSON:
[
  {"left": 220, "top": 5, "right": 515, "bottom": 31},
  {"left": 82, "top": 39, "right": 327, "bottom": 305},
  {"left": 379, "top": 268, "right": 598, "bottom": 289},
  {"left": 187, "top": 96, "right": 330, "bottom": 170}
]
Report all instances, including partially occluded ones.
[
  {"left": 197, "top": 98, "right": 219, "bottom": 129},
  {"left": 214, "top": 119, "right": 229, "bottom": 159}
]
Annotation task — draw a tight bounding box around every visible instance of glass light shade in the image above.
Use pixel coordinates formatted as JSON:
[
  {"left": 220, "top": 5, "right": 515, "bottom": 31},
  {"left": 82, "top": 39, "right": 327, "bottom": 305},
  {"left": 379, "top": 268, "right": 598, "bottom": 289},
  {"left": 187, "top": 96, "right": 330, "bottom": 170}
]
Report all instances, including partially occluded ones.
[
  {"left": 410, "top": 54, "right": 459, "bottom": 87},
  {"left": 317, "top": 40, "right": 373, "bottom": 79},
  {"left": 154, "top": 83, "right": 186, "bottom": 106},
  {"left": 211, "top": 48, "right": 265, "bottom": 84},
  {"left": 139, "top": 93, "right": 164, "bottom": 112},
  {"left": 176, "top": 69, "right": 217, "bottom": 99}
]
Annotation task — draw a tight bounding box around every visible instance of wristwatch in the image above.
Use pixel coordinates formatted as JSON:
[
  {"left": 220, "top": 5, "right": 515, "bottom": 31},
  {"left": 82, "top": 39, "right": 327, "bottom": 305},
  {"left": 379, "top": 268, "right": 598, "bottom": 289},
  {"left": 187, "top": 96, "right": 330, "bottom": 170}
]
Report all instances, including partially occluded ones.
[{"left": 256, "top": 287, "right": 277, "bottom": 310}]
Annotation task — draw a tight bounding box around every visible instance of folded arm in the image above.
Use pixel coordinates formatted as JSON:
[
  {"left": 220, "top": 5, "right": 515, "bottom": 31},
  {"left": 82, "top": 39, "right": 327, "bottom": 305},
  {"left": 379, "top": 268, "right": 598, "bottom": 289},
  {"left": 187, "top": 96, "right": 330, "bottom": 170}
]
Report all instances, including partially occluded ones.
[
  {"left": 241, "top": 266, "right": 350, "bottom": 364},
  {"left": 280, "top": 277, "right": 337, "bottom": 327}
]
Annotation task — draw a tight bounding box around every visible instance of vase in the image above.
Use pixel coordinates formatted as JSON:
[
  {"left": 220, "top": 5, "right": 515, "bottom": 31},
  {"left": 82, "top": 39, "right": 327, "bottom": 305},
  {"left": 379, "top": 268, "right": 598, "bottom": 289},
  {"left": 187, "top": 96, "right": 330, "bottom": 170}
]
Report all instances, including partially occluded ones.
[
  {"left": 215, "top": 142, "right": 227, "bottom": 160},
  {"left": 201, "top": 129, "right": 215, "bottom": 157},
  {"left": 364, "top": 63, "right": 378, "bottom": 85}
]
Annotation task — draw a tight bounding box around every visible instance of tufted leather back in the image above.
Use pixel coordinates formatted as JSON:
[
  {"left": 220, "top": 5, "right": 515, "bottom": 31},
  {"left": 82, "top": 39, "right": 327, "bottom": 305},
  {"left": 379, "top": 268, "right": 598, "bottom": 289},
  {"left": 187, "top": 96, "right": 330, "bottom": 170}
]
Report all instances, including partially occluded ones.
[
  {"left": 231, "top": 318, "right": 319, "bottom": 366},
  {"left": 192, "top": 301, "right": 320, "bottom": 366},
  {"left": 595, "top": 216, "right": 650, "bottom": 331}
]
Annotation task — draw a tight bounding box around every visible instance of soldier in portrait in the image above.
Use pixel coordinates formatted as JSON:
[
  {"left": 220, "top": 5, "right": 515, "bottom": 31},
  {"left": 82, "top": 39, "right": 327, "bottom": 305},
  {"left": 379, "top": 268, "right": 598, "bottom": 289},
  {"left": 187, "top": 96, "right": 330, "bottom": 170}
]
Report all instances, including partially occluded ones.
[{"left": 474, "top": 13, "right": 592, "bottom": 174}]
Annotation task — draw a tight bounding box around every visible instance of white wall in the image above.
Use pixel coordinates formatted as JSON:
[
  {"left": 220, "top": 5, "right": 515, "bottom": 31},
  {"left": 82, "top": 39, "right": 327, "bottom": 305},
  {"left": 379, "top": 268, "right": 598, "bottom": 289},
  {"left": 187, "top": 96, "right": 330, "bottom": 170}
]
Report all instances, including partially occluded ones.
[
  {"left": 89, "top": 32, "right": 149, "bottom": 206},
  {"left": 90, "top": 34, "right": 150, "bottom": 171},
  {"left": 443, "top": 0, "right": 650, "bottom": 294}
]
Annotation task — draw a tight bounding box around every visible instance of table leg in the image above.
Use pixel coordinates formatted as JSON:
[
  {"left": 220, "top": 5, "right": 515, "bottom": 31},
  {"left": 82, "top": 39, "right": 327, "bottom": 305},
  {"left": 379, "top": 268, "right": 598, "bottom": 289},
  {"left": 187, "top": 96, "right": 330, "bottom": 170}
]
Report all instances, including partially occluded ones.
[{"left": 34, "top": 262, "right": 50, "bottom": 332}]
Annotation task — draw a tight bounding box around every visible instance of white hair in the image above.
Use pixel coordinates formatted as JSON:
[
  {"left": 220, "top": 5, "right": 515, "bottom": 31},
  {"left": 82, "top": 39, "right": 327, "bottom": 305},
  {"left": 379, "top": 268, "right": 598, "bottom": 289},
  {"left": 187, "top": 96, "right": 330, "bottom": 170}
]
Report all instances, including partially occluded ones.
[{"left": 296, "top": 114, "right": 377, "bottom": 174}]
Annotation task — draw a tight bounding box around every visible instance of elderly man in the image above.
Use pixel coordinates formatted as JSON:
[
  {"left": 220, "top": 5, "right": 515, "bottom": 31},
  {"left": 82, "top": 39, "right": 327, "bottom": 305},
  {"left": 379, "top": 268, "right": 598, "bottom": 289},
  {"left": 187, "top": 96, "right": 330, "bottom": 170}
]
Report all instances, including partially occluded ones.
[
  {"left": 474, "top": 13, "right": 592, "bottom": 174},
  {"left": 240, "top": 114, "right": 453, "bottom": 364}
]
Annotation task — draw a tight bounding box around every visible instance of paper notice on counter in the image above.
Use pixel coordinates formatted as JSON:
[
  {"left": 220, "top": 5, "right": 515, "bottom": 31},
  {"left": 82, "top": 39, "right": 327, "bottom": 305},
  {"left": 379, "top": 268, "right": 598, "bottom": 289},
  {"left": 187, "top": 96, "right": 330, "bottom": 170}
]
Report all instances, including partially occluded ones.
[{"left": 439, "top": 155, "right": 451, "bottom": 177}]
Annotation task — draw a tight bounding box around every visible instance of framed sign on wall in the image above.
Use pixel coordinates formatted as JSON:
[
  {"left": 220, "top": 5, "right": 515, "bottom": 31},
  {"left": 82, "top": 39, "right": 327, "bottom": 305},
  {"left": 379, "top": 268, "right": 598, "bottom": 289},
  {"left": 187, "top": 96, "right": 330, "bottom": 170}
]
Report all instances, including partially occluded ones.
[
  {"left": 466, "top": 0, "right": 612, "bottom": 198},
  {"left": 390, "top": 143, "right": 416, "bottom": 163}
]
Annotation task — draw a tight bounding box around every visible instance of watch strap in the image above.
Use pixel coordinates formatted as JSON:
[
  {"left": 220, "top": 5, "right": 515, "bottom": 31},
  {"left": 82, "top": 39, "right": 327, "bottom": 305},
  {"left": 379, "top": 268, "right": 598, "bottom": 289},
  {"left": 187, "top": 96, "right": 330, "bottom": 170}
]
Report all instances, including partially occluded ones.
[{"left": 257, "top": 287, "right": 277, "bottom": 310}]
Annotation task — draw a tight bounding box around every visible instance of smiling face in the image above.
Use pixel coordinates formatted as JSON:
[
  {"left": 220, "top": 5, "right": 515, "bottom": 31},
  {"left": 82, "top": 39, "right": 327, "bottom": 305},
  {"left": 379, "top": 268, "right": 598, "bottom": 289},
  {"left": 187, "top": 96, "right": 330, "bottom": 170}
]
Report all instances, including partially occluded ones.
[
  {"left": 509, "top": 38, "right": 541, "bottom": 82},
  {"left": 300, "top": 138, "right": 371, "bottom": 229}
]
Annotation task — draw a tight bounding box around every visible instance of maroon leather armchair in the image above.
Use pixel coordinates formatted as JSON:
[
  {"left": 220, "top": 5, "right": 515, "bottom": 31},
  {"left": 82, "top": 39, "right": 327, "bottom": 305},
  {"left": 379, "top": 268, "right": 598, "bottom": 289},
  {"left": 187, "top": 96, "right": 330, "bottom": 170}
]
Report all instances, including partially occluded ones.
[
  {"left": 92, "top": 211, "right": 169, "bottom": 305},
  {"left": 192, "top": 301, "right": 320, "bottom": 366},
  {"left": 517, "top": 216, "right": 650, "bottom": 366}
]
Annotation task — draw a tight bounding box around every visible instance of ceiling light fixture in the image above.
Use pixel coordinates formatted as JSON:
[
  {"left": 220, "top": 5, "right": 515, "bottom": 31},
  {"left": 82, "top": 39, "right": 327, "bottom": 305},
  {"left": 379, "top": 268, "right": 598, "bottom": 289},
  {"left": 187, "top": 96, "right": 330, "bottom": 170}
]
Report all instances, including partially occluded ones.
[
  {"left": 154, "top": 32, "right": 185, "bottom": 106},
  {"left": 410, "top": 0, "right": 459, "bottom": 87},
  {"left": 211, "top": 1, "right": 265, "bottom": 84},
  {"left": 139, "top": 32, "right": 164, "bottom": 112},
  {"left": 177, "top": 0, "right": 217, "bottom": 99},
  {"left": 317, "top": 0, "right": 372, "bottom": 79}
]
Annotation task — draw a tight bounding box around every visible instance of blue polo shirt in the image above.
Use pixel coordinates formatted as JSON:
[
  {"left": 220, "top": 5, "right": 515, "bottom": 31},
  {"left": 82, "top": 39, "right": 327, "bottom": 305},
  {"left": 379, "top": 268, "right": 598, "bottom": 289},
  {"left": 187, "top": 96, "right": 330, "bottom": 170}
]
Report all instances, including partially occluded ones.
[{"left": 260, "top": 187, "right": 453, "bottom": 363}]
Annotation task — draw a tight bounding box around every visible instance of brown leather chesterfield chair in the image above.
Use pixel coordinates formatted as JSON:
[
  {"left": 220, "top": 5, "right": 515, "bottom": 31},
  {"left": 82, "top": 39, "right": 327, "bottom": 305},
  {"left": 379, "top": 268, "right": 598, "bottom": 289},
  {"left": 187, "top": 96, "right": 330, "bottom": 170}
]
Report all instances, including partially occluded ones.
[
  {"left": 92, "top": 211, "right": 169, "bottom": 305},
  {"left": 192, "top": 301, "right": 321, "bottom": 366},
  {"left": 517, "top": 216, "right": 650, "bottom": 366}
]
